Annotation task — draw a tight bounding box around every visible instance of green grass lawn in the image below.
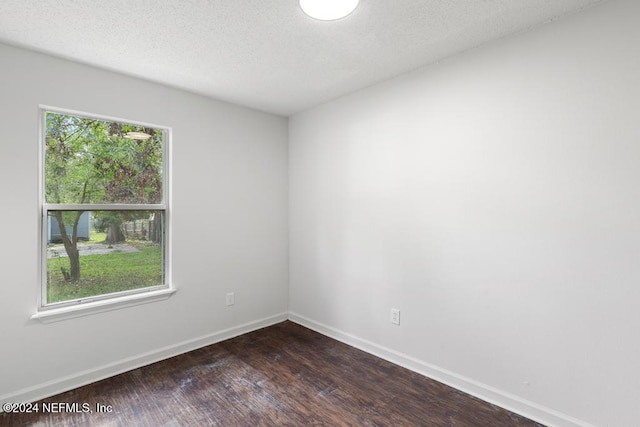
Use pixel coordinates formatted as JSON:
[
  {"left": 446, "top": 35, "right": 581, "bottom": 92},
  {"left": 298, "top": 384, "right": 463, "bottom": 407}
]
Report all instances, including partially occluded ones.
[
  {"left": 47, "top": 244, "right": 163, "bottom": 303},
  {"left": 89, "top": 230, "right": 106, "bottom": 243}
]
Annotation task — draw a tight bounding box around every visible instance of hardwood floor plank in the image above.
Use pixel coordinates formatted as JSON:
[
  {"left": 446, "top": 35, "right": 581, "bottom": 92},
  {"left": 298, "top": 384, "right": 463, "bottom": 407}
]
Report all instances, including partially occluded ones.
[{"left": 0, "top": 321, "right": 544, "bottom": 426}]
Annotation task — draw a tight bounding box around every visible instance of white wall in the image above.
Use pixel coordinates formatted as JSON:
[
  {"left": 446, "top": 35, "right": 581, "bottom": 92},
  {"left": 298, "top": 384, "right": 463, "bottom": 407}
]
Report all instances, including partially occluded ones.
[
  {"left": 289, "top": 0, "right": 639, "bottom": 425},
  {"left": 0, "top": 43, "right": 288, "bottom": 403}
]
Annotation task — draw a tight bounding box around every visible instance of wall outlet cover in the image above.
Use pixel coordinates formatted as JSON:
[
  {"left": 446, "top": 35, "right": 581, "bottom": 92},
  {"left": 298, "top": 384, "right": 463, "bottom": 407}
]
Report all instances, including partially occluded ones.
[
  {"left": 391, "top": 308, "right": 400, "bottom": 325},
  {"left": 226, "top": 292, "right": 235, "bottom": 306}
]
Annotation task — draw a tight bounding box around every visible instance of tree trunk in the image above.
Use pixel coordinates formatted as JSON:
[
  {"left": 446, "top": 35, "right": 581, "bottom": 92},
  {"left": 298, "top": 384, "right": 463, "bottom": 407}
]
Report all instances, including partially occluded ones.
[
  {"left": 54, "top": 211, "right": 82, "bottom": 282},
  {"left": 105, "top": 224, "right": 125, "bottom": 245},
  {"left": 67, "top": 245, "right": 80, "bottom": 281}
]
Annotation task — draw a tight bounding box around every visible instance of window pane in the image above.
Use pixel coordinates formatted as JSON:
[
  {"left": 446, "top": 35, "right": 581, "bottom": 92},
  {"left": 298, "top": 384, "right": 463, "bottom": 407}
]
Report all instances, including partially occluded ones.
[
  {"left": 46, "top": 210, "right": 165, "bottom": 304},
  {"left": 44, "top": 112, "right": 163, "bottom": 204}
]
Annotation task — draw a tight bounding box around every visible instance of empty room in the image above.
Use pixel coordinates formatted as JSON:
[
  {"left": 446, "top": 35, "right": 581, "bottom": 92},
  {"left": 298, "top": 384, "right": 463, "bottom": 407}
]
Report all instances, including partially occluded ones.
[{"left": 0, "top": 0, "right": 637, "bottom": 426}]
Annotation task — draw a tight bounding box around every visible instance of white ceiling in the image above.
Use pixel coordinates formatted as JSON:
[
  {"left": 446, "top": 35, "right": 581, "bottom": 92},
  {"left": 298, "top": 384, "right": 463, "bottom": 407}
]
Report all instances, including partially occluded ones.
[{"left": 0, "top": 0, "right": 603, "bottom": 116}]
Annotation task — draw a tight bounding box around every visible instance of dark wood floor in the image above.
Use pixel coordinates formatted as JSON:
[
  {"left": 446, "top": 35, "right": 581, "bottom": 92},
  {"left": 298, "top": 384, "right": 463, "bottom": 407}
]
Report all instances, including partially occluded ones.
[{"left": 1, "top": 321, "right": 543, "bottom": 426}]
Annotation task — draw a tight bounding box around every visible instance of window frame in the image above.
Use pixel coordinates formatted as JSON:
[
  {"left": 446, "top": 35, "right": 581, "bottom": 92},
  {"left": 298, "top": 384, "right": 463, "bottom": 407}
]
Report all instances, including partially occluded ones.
[{"left": 34, "top": 105, "right": 174, "bottom": 321}]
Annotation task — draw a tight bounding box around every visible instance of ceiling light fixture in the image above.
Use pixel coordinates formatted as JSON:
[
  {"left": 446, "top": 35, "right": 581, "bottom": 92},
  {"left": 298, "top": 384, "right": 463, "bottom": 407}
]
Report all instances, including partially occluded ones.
[{"left": 299, "top": 0, "right": 359, "bottom": 21}]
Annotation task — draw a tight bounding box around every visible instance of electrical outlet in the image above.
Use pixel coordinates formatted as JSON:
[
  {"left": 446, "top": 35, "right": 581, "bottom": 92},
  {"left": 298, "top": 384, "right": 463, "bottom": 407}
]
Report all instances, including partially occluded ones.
[
  {"left": 391, "top": 308, "right": 400, "bottom": 325},
  {"left": 226, "top": 292, "right": 235, "bottom": 306}
]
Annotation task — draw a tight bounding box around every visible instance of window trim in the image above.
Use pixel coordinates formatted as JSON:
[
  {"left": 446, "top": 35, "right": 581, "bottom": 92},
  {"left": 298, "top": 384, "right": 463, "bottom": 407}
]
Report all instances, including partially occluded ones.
[
  {"left": 30, "top": 288, "right": 176, "bottom": 323},
  {"left": 35, "top": 105, "right": 173, "bottom": 319}
]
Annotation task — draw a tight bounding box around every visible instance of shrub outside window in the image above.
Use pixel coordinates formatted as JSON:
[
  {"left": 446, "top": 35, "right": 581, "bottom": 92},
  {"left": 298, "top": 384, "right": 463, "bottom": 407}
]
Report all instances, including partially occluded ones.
[{"left": 40, "top": 108, "right": 170, "bottom": 310}]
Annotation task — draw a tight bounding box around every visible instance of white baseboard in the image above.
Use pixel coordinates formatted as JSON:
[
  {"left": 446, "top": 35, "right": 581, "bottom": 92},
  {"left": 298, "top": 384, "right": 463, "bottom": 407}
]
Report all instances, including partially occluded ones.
[
  {"left": 1, "top": 311, "right": 594, "bottom": 427},
  {"left": 288, "top": 312, "right": 594, "bottom": 427},
  {"left": 0, "top": 312, "right": 288, "bottom": 409}
]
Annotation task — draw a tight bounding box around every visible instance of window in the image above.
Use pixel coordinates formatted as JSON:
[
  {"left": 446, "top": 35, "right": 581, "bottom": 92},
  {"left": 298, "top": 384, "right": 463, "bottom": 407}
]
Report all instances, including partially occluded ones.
[{"left": 37, "top": 107, "right": 171, "bottom": 316}]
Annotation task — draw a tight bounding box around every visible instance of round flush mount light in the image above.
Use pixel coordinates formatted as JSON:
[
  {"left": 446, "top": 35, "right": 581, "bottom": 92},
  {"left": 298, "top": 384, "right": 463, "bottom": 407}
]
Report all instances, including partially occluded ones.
[{"left": 299, "top": 0, "right": 360, "bottom": 21}]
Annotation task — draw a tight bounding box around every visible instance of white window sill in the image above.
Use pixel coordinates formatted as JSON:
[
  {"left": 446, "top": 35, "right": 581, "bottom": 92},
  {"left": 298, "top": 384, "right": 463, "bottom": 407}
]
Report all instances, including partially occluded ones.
[{"left": 31, "top": 288, "right": 177, "bottom": 324}]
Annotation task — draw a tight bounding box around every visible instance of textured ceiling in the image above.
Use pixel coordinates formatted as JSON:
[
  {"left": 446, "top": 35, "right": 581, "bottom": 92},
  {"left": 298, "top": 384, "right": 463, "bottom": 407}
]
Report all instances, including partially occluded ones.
[{"left": 0, "top": 0, "right": 603, "bottom": 116}]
